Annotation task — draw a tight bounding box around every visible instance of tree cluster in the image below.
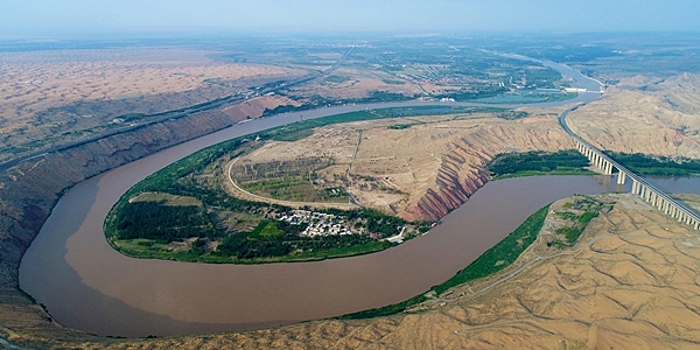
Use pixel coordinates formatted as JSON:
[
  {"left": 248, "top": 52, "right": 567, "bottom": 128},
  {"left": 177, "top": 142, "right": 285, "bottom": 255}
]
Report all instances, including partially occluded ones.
[
  {"left": 115, "top": 201, "right": 219, "bottom": 242},
  {"left": 487, "top": 150, "right": 589, "bottom": 176},
  {"left": 604, "top": 151, "right": 700, "bottom": 176},
  {"left": 214, "top": 220, "right": 377, "bottom": 259}
]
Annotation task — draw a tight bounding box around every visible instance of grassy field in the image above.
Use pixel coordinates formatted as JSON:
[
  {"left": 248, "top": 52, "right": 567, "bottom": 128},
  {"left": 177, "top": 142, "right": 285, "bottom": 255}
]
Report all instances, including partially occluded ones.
[
  {"left": 258, "top": 221, "right": 284, "bottom": 237},
  {"left": 232, "top": 156, "right": 349, "bottom": 203}
]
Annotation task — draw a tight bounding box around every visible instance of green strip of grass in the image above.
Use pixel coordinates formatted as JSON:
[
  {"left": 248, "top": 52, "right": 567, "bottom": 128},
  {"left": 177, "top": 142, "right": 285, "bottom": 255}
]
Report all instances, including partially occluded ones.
[
  {"left": 491, "top": 168, "right": 596, "bottom": 180},
  {"left": 339, "top": 204, "right": 550, "bottom": 319},
  {"left": 110, "top": 238, "right": 391, "bottom": 265}
]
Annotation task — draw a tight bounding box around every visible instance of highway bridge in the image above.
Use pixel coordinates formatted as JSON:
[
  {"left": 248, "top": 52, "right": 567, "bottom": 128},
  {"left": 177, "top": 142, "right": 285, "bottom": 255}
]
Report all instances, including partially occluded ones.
[{"left": 560, "top": 105, "right": 700, "bottom": 230}]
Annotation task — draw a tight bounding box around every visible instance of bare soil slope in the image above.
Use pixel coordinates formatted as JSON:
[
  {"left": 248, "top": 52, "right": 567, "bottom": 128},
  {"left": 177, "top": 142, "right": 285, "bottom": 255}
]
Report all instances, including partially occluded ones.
[
  {"left": 222, "top": 96, "right": 301, "bottom": 121},
  {"left": 568, "top": 73, "right": 700, "bottom": 157},
  {"left": 0, "top": 48, "right": 306, "bottom": 159},
  {"left": 232, "top": 108, "right": 573, "bottom": 221},
  {"left": 5, "top": 72, "right": 700, "bottom": 348}
]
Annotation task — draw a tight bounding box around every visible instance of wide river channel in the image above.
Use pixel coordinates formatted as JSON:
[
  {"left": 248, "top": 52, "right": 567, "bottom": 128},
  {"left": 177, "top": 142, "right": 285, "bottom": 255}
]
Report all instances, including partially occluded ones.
[{"left": 20, "top": 59, "right": 700, "bottom": 337}]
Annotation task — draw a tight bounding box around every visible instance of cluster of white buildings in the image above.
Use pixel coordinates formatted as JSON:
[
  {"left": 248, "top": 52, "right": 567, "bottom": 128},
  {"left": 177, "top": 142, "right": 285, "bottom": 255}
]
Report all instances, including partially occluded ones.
[{"left": 277, "top": 210, "right": 359, "bottom": 237}]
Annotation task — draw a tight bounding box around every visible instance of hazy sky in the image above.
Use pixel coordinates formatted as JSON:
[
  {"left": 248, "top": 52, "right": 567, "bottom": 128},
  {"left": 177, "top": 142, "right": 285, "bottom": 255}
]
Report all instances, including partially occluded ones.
[{"left": 2, "top": 0, "right": 700, "bottom": 35}]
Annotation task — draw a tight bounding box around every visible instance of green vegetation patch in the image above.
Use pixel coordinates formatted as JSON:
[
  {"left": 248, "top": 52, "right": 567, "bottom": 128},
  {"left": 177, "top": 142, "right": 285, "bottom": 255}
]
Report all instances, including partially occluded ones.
[
  {"left": 212, "top": 219, "right": 390, "bottom": 261},
  {"left": 114, "top": 201, "right": 219, "bottom": 242},
  {"left": 495, "top": 110, "right": 530, "bottom": 120},
  {"left": 255, "top": 220, "right": 285, "bottom": 238},
  {"left": 382, "top": 79, "right": 406, "bottom": 85},
  {"left": 487, "top": 149, "right": 593, "bottom": 179},
  {"left": 106, "top": 104, "right": 526, "bottom": 264},
  {"left": 549, "top": 196, "right": 604, "bottom": 248},
  {"left": 604, "top": 151, "right": 700, "bottom": 176},
  {"left": 431, "top": 205, "right": 549, "bottom": 294},
  {"left": 324, "top": 75, "right": 350, "bottom": 84},
  {"left": 340, "top": 204, "right": 549, "bottom": 319},
  {"left": 387, "top": 124, "right": 413, "bottom": 130},
  {"left": 232, "top": 157, "right": 346, "bottom": 203}
]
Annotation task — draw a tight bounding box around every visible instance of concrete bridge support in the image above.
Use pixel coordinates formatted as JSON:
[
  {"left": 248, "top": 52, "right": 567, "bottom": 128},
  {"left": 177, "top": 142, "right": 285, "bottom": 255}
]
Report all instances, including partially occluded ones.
[
  {"left": 604, "top": 161, "right": 613, "bottom": 175},
  {"left": 575, "top": 141, "right": 699, "bottom": 230},
  {"left": 631, "top": 180, "right": 640, "bottom": 195},
  {"left": 617, "top": 171, "right": 626, "bottom": 185}
]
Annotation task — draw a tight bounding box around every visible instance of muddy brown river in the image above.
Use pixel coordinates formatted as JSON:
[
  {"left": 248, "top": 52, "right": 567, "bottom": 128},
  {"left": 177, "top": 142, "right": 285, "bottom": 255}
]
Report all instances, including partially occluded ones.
[
  {"left": 19, "top": 166, "right": 639, "bottom": 338},
  {"left": 21, "top": 60, "right": 700, "bottom": 337}
]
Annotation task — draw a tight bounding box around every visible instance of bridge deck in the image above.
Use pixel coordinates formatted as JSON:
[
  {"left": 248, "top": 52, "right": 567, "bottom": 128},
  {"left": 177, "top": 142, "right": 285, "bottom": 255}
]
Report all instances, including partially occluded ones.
[{"left": 559, "top": 105, "right": 700, "bottom": 226}]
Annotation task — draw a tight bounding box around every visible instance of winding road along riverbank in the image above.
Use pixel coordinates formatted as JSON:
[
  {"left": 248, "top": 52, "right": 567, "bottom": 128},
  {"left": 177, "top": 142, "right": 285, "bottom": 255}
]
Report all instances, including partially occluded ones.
[{"left": 19, "top": 58, "right": 633, "bottom": 337}]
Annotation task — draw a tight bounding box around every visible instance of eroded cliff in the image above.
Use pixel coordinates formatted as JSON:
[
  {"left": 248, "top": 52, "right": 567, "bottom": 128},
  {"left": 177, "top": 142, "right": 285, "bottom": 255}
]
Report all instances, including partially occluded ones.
[{"left": 0, "top": 109, "right": 239, "bottom": 342}]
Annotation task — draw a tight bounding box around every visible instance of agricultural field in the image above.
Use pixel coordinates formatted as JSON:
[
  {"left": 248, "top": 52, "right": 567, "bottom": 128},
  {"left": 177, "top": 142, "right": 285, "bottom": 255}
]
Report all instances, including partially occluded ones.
[{"left": 231, "top": 156, "right": 349, "bottom": 203}]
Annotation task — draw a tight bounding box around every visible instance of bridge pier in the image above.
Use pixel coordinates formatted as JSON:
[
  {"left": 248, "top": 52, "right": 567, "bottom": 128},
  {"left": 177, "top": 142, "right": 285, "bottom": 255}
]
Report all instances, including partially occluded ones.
[
  {"left": 617, "top": 170, "right": 626, "bottom": 185},
  {"left": 574, "top": 140, "right": 699, "bottom": 230},
  {"left": 593, "top": 152, "right": 599, "bottom": 168}
]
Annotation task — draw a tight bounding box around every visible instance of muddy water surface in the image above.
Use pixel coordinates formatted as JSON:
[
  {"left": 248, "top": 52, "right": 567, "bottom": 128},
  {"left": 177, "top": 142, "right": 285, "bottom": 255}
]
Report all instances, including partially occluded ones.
[
  {"left": 18, "top": 58, "right": 630, "bottom": 337},
  {"left": 23, "top": 169, "right": 675, "bottom": 337}
]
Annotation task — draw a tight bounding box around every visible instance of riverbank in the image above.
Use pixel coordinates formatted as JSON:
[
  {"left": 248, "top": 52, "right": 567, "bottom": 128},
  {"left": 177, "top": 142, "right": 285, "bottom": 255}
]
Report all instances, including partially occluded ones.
[
  {"left": 23, "top": 172, "right": 638, "bottom": 337},
  {"left": 339, "top": 204, "right": 551, "bottom": 319},
  {"left": 13, "top": 192, "right": 700, "bottom": 349},
  {"left": 13, "top": 52, "right": 608, "bottom": 339},
  {"left": 6, "top": 38, "right": 697, "bottom": 348},
  {"left": 104, "top": 106, "right": 595, "bottom": 266}
]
